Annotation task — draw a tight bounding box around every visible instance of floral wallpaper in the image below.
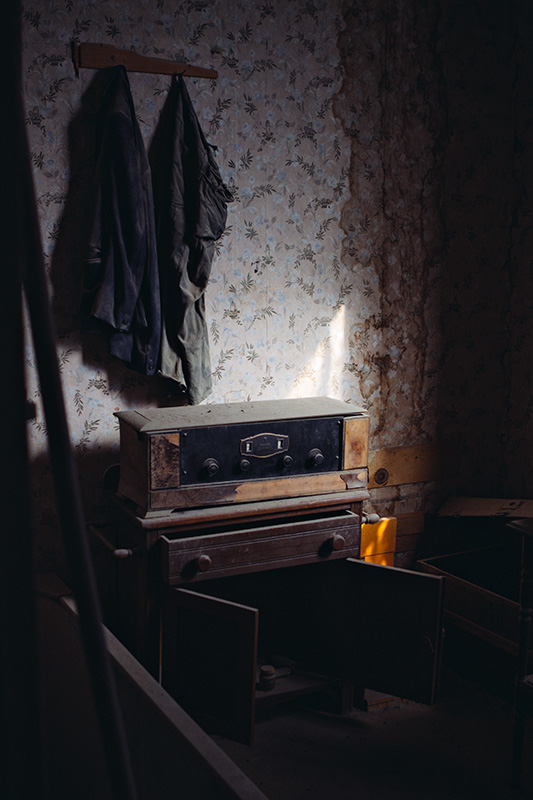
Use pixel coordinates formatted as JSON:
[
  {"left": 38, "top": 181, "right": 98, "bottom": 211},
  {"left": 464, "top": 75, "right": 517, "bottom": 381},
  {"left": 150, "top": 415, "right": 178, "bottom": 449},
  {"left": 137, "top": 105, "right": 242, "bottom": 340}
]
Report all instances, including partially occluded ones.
[{"left": 21, "top": 0, "right": 533, "bottom": 572}]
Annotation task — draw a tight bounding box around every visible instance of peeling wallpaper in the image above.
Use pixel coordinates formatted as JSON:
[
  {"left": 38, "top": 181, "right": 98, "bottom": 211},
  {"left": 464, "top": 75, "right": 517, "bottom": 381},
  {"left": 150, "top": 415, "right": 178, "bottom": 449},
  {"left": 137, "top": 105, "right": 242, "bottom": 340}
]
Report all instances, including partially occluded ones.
[{"left": 21, "top": 0, "right": 533, "bottom": 571}]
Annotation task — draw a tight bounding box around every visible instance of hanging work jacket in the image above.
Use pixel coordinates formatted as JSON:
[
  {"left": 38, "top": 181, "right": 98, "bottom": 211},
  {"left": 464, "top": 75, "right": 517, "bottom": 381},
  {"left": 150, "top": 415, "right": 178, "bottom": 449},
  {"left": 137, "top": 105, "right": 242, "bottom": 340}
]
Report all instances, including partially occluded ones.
[
  {"left": 149, "top": 75, "right": 233, "bottom": 405},
  {"left": 82, "top": 65, "right": 161, "bottom": 375}
]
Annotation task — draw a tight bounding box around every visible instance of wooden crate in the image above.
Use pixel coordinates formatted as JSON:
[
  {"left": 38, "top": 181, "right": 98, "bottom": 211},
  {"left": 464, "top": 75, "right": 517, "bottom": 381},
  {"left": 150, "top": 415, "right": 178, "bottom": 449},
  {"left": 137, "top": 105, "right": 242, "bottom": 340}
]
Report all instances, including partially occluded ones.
[
  {"left": 418, "top": 544, "right": 523, "bottom": 654},
  {"left": 417, "top": 539, "right": 531, "bottom": 697}
]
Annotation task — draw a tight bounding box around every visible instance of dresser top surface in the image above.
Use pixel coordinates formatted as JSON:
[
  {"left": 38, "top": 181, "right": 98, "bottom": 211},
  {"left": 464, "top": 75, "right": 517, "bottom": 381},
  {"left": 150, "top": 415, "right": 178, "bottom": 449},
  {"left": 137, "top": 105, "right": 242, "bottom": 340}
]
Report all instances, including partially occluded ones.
[{"left": 115, "top": 396, "right": 367, "bottom": 434}]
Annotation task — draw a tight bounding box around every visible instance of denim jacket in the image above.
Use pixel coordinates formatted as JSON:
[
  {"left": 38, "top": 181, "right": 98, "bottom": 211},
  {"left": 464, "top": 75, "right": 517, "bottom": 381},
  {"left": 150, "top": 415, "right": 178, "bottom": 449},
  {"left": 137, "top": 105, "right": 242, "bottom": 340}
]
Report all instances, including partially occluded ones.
[
  {"left": 83, "top": 66, "right": 160, "bottom": 375},
  {"left": 149, "top": 75, "right": 233, "bottom": 404}
]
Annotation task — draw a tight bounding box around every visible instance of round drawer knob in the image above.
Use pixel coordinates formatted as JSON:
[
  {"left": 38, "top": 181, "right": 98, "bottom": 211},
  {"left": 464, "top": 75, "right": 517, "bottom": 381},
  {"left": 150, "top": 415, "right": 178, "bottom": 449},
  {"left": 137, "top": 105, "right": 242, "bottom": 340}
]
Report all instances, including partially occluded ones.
[
  {"left": 330, "top": 534, "right": 346, "bottom": 551},
  {"left": 258, "top": 664, "right": 276, "bottom": 691},
  {"left": 196, "top": 554, "right": 212, "bottom": 572},
  {"left": 113, "top": 548, "right": 134, "bottom": 559}
]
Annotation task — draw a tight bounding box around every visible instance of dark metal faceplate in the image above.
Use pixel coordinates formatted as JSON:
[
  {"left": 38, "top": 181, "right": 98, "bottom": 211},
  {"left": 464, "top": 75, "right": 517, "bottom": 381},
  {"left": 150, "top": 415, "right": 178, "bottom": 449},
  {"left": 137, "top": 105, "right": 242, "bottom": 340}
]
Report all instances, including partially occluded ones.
[{"left": 179, "top": 417, "right": 342, "bottom": 485}]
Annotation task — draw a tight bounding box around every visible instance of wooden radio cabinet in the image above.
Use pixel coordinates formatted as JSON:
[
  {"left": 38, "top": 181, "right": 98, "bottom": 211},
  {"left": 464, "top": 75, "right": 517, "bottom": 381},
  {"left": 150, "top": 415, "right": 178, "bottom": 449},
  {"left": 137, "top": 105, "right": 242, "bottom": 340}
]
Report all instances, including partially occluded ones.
[{"left": 91, "top": 399, "right": 445, "bottom": 745}]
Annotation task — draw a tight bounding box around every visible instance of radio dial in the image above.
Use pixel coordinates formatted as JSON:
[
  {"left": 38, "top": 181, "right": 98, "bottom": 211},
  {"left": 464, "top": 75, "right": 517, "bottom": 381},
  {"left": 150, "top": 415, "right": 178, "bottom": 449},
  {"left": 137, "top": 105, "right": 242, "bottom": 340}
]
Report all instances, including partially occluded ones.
[{"left": 202, "top": 457, "right": 219, "bottom": 477}]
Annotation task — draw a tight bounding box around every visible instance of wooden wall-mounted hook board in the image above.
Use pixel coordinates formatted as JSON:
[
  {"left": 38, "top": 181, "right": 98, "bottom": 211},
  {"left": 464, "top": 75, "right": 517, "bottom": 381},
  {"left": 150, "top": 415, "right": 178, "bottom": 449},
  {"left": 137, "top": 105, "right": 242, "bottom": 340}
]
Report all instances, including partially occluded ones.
[{"left": 72, "top": 42, "right": 218, "bottom": 79}]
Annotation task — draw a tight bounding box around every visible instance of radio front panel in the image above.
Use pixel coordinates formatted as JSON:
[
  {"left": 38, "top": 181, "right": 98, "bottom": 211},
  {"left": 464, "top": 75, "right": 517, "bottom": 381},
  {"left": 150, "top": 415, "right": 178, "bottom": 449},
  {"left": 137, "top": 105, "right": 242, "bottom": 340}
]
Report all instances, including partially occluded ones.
[{"left": 179, "top": 416, "right": 342, "bottom": 486}]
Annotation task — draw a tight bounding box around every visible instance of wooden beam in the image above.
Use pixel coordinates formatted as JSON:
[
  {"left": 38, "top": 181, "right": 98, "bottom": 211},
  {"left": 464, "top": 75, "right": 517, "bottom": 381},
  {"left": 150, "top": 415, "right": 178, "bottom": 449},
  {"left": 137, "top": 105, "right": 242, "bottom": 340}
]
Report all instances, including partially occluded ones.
[
  {"left": 395, "top": 511, "right": 426, "bottom": 536},
  {"left": 73, "top": 42, "right": 218, "bottom": 79},
  {"left": 439, "top": 496, "right": 533, "bottom": 518},
  {"left": 394, "top": 511, "right": 426, "bottom": 553},
  {"left": 368, "top": 443, "right": 455, "bottom": 489}
]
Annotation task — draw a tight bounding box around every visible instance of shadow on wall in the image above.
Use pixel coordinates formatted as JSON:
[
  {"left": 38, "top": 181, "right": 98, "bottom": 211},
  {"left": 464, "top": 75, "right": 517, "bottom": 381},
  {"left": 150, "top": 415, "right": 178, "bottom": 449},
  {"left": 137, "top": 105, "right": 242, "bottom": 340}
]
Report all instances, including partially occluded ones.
[
  {"left": 29, "top": 446, "right": 120, "bottom": 574},
  {"left": 46, "top": 68, "right": 184, "bottom": 406},
  {"left": 48, "top": 68, "right": 111, "bottom": 364},
  {"left": 435, "top": 0, "right": 529, "bottom": 497}
]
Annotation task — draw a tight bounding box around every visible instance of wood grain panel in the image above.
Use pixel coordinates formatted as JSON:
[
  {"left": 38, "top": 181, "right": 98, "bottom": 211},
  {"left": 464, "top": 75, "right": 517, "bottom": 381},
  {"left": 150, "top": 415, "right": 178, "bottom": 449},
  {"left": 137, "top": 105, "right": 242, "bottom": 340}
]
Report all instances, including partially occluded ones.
[
  {"left": 343, "top": 416, "right": 369, "bottom": 469},
  {"left": 74, "top": 42, "right": 219, "bottom": 79},
  {"left": 116, "top": 423, "right": 149, "bottom": 510},
  {"left": 368, "top": 443, "right": 454, "bottom": 488},
  {"left": 439, "top": 496, "right": 533, "bottom": 518},
  {"left": 149, "top": 473, "right": 369, "bottom": 511},
  {"left": 150, "top": 433, "right": 180, "bottom": 490},
  {"left": 394, "top": 511, "right": 426, "bottom": 554}
]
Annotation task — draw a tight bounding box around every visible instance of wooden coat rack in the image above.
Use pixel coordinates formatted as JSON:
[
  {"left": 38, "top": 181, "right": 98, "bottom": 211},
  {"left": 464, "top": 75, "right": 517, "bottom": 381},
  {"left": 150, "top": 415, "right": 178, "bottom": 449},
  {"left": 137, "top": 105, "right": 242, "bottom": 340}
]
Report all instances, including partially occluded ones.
[{"left": 72, "top": 42, "right": 218, "bottom": 79}]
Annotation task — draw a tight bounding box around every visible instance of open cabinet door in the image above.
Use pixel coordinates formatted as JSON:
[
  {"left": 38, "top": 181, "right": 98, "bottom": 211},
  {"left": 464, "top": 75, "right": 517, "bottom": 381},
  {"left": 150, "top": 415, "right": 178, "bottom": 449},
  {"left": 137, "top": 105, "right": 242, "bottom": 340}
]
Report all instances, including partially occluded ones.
[
  {"left": 238, "top": 558, "right": 444, "bottom": 706},
  {"left": 162, "top": 587, "right": 258, "bottom": 745},
  {"left": 343, "top": 558, "right": 445, "bottom": 704}
]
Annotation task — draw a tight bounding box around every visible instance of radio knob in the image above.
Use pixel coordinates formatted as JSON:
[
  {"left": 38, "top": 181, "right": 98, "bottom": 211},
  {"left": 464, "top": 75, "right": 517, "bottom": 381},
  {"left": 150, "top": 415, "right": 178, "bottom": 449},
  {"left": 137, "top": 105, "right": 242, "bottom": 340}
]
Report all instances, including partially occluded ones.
[
  {"left": 202, "top": 457, "right": 219, "bottom": 477},
  {"left": 240, "top": 458, "right": 251, "bottom": 472},
  {"left": 196, "top": 554, "right": 212, "bottom": 572},
  {"left": 282, "top": 454, "right": 293, "bottom": 468},
  {"left": 308, "top": 447, "right": 325, "bottom": 467}
]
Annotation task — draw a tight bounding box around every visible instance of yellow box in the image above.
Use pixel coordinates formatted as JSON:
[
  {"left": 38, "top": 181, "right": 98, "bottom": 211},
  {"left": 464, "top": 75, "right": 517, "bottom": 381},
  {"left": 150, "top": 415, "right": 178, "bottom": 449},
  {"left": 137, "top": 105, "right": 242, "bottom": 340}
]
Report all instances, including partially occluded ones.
[
  {"left": 363, "top": 552, "right": 395, "bottom": 567},
  {"left": 361, "top": 517, "right": 397, "bottom": 559}
]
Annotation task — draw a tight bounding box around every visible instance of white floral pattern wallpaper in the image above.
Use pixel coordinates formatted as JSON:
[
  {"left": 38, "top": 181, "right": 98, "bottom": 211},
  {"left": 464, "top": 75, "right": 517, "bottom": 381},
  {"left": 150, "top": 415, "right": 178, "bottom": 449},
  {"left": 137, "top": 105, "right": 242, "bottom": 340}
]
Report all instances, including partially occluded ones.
[{"left": 21, "top": 0, "right": 533, "bottom": 571}]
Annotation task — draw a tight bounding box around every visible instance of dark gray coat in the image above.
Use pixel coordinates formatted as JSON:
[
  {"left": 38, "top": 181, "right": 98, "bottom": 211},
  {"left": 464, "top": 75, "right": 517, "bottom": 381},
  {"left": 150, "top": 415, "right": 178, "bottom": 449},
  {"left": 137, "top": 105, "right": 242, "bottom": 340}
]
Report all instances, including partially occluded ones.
[
  {"left": 149, "top": 75, "right": 233, "bottom": 404},
  {"left": 83, "top": 66, "right": 160, "bottom": 375}
]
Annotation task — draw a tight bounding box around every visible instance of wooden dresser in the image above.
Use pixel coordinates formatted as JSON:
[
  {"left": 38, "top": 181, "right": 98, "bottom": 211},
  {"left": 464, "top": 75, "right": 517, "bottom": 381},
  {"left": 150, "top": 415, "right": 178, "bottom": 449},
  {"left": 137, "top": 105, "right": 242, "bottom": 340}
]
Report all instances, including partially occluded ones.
[{"left": 91, "top": 398, "right": 445, "bottom": 744}]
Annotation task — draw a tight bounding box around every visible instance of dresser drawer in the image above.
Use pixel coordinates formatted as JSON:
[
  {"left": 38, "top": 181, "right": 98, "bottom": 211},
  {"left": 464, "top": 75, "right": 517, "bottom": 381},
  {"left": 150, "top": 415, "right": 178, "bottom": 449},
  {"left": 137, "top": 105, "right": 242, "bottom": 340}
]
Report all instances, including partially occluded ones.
[{"left": 160, "top": 510, "right": 360, "bottom": 585}]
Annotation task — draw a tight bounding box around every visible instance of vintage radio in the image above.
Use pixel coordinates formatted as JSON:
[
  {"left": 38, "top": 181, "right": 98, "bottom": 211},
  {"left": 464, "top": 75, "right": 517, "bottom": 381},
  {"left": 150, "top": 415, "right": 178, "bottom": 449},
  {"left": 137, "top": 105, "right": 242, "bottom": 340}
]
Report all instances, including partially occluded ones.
[{"left": 115, "top": 397, "right": 369, "bottom": 516}]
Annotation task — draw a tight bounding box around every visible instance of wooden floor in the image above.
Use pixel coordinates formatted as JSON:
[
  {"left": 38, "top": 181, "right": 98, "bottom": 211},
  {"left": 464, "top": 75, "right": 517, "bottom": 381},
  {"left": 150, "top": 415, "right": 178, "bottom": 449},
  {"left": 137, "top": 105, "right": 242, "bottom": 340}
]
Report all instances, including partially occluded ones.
[{"left": 213, "top": 667, "right": 533, "bottom": 800}]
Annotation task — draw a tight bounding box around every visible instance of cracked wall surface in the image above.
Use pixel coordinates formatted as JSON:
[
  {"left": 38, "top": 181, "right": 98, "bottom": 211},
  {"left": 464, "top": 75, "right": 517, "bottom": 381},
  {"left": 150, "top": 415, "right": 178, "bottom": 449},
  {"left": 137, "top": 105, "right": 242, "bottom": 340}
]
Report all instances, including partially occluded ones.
[{"left": 335, "top": 0, "right": 533, "bottom": 501}]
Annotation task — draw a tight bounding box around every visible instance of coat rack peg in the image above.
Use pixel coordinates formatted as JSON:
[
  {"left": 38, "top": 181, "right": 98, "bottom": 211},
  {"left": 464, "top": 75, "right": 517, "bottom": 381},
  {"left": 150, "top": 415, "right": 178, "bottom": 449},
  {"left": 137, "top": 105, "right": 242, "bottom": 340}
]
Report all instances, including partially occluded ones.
[{"left": 72, "top": 42, "right": 218, "bottom": 79}]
